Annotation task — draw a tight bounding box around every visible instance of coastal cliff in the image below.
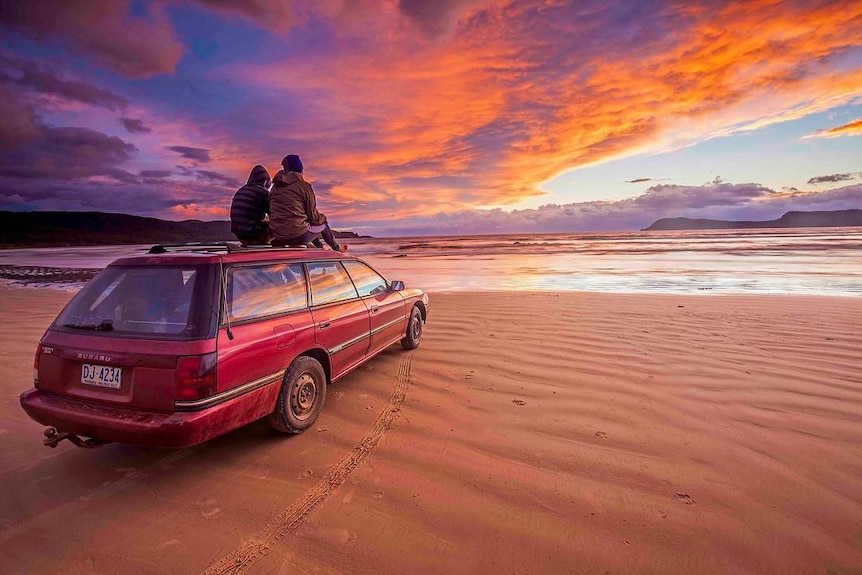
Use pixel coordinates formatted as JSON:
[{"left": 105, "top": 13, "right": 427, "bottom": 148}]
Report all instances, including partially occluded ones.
[
  {"left": 643, "top": 209, "right": 862, "bottom": 231},
  {"left": 1, "top": 211, "right": 362, "bottom": 248}
]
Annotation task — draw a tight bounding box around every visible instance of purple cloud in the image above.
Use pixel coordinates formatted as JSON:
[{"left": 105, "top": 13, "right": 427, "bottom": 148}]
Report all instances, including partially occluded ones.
[
  {"left": 193, "top": 0, "right": 298, "bottom": 30},
  {"left": 120, "top": 117, "right": 151, "bottom": 134},
  {"left": 397, "top": 0, "right": 486, "bottom": 36},
  {"left": 167, "top": 146, "right": 211, "bottom": 163},
  {"left": 0, "top": 125, "right": 137, "bottom": 181},
  {"left": 140, "top": 170, "right": 172, "bottom": 179},
  {"left": 0, "top": 54, "right": 127, "bottom": 111},
  {"left": 196, "top": 170, "right": 240, "bottom": 188},
  {"left": 0, "top": 177, "right": 228, "bottom": 217},
  {"left": 0, "top": 2, "right": 184, "bottom": 77},
  {"left": 357, "top": 182, "right": 862, "bottom": 236},
  {"left": 0, "top": 87, "right": 41, "bottom": 145}
]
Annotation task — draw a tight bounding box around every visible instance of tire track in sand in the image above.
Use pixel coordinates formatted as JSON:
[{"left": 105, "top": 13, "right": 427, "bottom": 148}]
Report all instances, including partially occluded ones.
[{"left": 202, "top": 353, "right": 413, "bottom": 575}]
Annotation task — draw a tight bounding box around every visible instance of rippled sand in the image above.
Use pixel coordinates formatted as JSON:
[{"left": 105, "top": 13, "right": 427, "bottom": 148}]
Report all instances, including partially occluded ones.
[{"left": 1, "top": 288, "right": 860, "bottom": 574}]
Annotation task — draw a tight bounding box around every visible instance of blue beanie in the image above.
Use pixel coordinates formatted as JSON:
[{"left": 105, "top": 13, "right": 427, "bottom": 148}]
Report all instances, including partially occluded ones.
[{"left": 282, "top": 154, "right": 303, "bottom": 173}]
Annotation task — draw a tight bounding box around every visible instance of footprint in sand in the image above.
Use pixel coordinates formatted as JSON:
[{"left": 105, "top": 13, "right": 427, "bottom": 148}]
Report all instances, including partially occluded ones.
[
  {"left": 157, "top": 539, "right": 182, "bottom": 550},
  {"left": 674, "top": 492, "right": 696, "bottom": 505},
  {"left": 198, "top": 498, "right": 222, "bottom": 519},
  {"left": 342, "top": 488, "right": 355, "bottom": 505},
  {"left": 512, "top": 399, "right": 526, "bottom": 406},
  {"left": 332, "top": 529, "right": 357, "bottom": 544},
  {"left": 372, "top": 490, "right": 385, "bottom": 499},
  {"left": 595, "top": 431, "right": 608, "bottom": 439}
]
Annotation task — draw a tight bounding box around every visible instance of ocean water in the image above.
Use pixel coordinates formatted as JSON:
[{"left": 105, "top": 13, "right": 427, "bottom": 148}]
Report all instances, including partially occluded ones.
[{"left": 1, "top": 228, "right": 860, "bottom": 296}]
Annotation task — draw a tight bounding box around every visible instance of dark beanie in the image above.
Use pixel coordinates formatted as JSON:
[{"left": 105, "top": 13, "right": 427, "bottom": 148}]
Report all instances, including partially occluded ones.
[{"left": 282, "top": 154, "right": 303, "bottom": 173}]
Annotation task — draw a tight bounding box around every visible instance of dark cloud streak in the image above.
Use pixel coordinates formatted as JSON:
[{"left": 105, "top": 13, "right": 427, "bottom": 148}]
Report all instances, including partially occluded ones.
[
  {"left": 193, "top": 0, "right": 297, "bottom": 30},
  {"left": 196, "top": 170, "right": 239, "bottom": 188},
  {"left": 167, "top": 146, "right": 211, "bottom": 163},
  {"left": 0, "top": 55, "right": 128, "bottom": 111},
  {"left": 140, "top": 170, "right": 172, "bottom": 179},
  {"left": 807, "top": 173, "right": 855, "bottom": 185},
  {"left": 397, "top": 0, "right": 485, "bottom": 36},
  {"left": 120, "top": 117, "right": 152, "bottom": 134}
]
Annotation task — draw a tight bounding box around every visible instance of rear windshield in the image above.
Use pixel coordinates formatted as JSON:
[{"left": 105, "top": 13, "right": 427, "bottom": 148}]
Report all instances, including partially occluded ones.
[{"left": 54, "top": 264, "right": 219, "bottom": 339}]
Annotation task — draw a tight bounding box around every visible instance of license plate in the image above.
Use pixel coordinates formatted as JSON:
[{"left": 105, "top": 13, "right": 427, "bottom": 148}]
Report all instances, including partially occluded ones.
[{"left": 81, "top": 364, "right": 122, "bottom": 389}]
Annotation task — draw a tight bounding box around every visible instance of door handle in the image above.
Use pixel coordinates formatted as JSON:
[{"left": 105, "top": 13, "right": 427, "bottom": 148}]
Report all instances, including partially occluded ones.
[
  {"left": 370, "top": 305, "right": 379, "bottom": 314},
  {"left": 318, "top": 321, "right": 331, "bottom": 330}
]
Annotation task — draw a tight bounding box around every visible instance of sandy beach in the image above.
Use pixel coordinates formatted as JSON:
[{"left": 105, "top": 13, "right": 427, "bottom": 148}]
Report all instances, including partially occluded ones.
[{"left": 1, "top": 286, "right": 860, "bottom": 574}]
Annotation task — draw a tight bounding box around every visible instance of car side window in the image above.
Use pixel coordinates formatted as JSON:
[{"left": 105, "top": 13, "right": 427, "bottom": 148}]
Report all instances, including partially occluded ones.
[
  {"left": 227, "top": 263, "right": 307, "bottom": 321},
  {"left": 306, "top": 261, "right": 359, "bottom": 306},
  {"left": 343, "top": 260, "right": 388, "bottom": 297}
]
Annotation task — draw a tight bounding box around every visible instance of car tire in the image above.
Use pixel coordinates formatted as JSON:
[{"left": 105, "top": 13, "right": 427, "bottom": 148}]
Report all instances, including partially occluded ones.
[
  {"left": 400, "top": 306, "right": 423, "bottom": 350},
  {"left": 269, "top": 355, "right": 327, "bottom": 434}
]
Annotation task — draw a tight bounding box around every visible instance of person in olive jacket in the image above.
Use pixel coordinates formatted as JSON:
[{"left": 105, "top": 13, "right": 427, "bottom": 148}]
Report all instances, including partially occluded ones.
[
  {"left": 269, "top": 154, "right": 346, "bottom": 251},
  {"left": 230, "top": 164, "right": 272, "bottom": 246}
]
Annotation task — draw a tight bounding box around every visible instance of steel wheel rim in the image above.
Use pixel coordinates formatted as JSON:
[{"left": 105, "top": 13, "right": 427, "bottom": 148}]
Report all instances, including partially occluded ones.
[
  {"left": 410, "top": 315, "right": 421, "bottom": 341},
  {"left": 291, "top": 372, "right": 318, "bottom": 421}
]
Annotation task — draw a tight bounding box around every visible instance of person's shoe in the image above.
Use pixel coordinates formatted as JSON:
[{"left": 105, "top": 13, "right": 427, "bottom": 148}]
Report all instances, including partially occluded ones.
[{"left": 337, "top": 243, "right": 348, "bottom": 252}]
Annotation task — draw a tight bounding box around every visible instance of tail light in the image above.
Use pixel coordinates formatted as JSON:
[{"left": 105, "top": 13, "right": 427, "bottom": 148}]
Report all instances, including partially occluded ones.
[
  {"left": 33, "top": 345, "right": 42, "bottom": 388},
  {"left": 175, "top": 352, "right": 218, "bottom": 401}
]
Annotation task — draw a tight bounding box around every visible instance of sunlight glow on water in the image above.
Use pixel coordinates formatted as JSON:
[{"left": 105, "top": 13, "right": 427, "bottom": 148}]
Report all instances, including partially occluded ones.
[{"left": 1, "top": 228, "right": 860, "bottom": 296}]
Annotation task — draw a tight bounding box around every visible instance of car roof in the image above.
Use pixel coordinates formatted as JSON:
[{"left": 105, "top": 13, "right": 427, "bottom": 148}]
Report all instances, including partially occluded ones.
[{"left": 109, "top": 243, "right": 355, "bottom": 266}]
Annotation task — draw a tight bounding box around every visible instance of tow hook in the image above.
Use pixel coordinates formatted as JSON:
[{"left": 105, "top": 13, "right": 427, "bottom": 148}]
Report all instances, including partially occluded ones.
[{"left": 43, "top": 427, "right": 107, "bottom": 449}]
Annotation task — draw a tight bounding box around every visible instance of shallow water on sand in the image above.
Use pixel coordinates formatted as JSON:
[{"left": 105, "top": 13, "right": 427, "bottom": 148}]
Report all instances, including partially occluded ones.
[{"left": 1, "top": 227, "right": 860, "bottom": 295}]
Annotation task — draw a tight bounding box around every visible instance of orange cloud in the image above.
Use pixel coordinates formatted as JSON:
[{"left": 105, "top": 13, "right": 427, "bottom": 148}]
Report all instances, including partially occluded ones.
[
  {"left": 171, "top": 204, "right": 229, "bottom": 219},
  {"left": 804, "top": 118, "right": 862, "bottom": 139},
  {"left": 228, "top": 0, "right": 862, "bottom": 223}
]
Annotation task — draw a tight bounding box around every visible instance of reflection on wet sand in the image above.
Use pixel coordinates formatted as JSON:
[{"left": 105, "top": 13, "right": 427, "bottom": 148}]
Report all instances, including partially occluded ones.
[{"left": 1, "top": 227, "right": 860, "bottom": 295}]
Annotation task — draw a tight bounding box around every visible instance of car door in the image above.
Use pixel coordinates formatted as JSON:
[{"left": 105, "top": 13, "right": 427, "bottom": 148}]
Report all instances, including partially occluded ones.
[
  {"left": 342, "top": 259, "right": 407, "bottom": 357},
  {"left": 306, "top": 260, "right": 370, "bottom": 378},
  {"left": 217, "top": 262, "right": 314, "bottom": 394}
]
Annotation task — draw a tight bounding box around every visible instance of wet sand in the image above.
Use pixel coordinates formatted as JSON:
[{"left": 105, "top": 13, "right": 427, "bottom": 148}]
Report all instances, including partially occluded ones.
[{"left": 0, "top": 287, "right": 860, "bottom": 574}]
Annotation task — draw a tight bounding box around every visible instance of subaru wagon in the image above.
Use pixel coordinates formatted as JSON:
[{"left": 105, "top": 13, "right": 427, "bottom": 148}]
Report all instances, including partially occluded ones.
[{"left": 20, "top": 243, "right": 428, "bottom": 448}]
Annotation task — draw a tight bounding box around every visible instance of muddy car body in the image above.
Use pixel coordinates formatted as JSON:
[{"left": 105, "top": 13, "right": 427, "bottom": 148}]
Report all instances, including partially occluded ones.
[{"left": 20, "top": 244, "right": 428, "bottom": 448}]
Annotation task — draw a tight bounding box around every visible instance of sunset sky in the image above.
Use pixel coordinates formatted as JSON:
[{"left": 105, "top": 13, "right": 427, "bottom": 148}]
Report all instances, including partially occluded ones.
[{"left": 1, "top": 0, "right": 860, "bottom": 236}]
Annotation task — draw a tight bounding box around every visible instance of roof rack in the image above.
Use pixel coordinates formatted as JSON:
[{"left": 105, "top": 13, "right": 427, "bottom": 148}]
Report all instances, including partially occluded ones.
[
  {"left": 147, "top": 242, "right": 314, "bottom": 254},
  {"left": 148, "top": 242, "right": 236, "bottom": 254}
]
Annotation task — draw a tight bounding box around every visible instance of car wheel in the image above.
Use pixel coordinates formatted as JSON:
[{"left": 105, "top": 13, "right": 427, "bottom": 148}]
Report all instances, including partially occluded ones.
[
  {"left": 400, "top": 306, "right": 423, "bottom": 350},
  {"left": 269, "top": 356, "right": 327, "bottom": 434}
]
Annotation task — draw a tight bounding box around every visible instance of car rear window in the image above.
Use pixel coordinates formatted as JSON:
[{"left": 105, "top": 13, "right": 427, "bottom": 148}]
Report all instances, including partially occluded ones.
[{"left": 54, "top": 264, "right": 218, "bottom": 339}]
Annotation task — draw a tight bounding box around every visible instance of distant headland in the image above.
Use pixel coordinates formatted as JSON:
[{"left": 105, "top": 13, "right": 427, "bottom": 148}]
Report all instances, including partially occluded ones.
[
  {"left": 643, "top": 209, "right": 862, "bottom": 231},
  {"left": 0, "top": 211, "right": 364, "bottom": 248}
]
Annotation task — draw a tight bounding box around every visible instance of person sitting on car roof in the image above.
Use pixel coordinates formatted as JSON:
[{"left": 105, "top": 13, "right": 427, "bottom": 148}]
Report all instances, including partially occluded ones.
[
  {"left": 230, "top": 165, "right": 272, "bottom": 247},
  {"left": 269, "top": 154, "right": 346, "bottom": 251}
]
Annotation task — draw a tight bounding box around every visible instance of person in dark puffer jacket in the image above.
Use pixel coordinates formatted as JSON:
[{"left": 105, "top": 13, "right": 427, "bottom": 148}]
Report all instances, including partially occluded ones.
[{"left": 230, "top": 165, "right": 272, "bottom": 246}]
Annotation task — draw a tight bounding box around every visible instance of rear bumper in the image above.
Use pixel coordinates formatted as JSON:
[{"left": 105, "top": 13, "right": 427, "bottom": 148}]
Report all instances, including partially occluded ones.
[{"left": 19, "top": 386, "right": 278, "bottom": 448}]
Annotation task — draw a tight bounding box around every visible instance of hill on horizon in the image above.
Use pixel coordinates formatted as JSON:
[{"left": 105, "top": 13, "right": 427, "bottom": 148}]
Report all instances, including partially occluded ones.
[
  {"left": 643, "top": 209, "right": 862, "bottom": 231},
  {"left": 0, "top": 211, "right": 361, "bottom": 248}
]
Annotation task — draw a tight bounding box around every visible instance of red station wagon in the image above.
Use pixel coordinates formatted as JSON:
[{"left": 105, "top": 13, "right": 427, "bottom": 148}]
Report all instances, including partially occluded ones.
[{"left": 19, "top": 243, "right": 428, "bottom": 449}]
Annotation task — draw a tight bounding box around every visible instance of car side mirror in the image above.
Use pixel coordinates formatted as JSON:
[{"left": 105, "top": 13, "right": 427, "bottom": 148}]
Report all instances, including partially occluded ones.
[{"left": 390, "top": 280, "right": 405, "bottom": 291}]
